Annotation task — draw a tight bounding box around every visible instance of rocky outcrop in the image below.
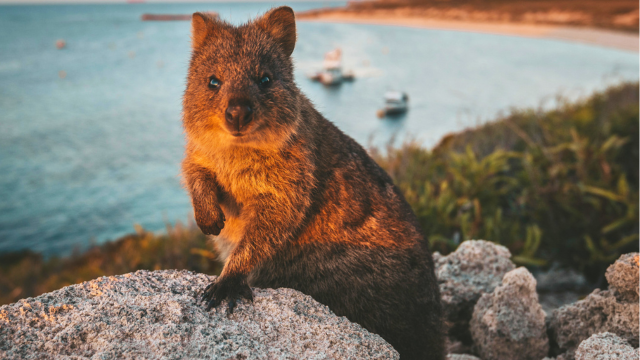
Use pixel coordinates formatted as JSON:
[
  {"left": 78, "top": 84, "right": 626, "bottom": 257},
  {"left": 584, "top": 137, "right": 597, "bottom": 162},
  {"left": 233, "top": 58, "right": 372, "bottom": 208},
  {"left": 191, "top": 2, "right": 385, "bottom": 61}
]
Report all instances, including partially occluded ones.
[
  {"left": 605, "top": 253, "right": 639, "bottom": 302},
  {"left": 548, "top": 253, "right": 639, "bottom": 359},
  {"left": 1, "top": 241, "right": 636, "bottom": 360},
  {"left": 0, "top": 270, "right": 398, "bottom": 360},
  {"left": 445, "top": 247, "right": 637, "bottom": 360},
  {"left": 470, "top": 267, "right": 549, "bottom": 360},
  {"left": 575, "top": 332, "right": 638, "bottom": 360},
  {"left": 434, "top": 240, "right": 515, "bottom": 348}
]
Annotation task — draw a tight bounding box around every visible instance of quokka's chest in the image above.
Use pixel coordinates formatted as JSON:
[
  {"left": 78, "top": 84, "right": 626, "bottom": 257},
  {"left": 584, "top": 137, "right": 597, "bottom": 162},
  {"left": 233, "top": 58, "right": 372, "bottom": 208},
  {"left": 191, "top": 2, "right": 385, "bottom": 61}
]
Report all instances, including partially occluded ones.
[{"left": 212, "top": 152, "right": 312, "bottom": 201}]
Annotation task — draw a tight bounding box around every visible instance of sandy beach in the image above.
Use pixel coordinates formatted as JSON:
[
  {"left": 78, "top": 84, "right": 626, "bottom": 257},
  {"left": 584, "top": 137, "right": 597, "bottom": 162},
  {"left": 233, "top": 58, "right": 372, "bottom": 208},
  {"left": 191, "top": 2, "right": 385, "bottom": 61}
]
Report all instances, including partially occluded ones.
[{"left": 297, "top": 10, "right": 639, "bottom": 53}]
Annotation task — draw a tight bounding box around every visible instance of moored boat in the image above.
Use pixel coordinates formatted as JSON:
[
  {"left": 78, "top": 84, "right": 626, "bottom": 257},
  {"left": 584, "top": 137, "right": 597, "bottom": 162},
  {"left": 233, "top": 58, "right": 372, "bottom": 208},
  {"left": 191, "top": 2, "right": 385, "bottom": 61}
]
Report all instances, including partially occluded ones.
[
  {"left": 308, "top": 48, "right": 355, "bottom": 86},
  {"left": 377, "top": 91, "right": 409, "bottom": 118}
]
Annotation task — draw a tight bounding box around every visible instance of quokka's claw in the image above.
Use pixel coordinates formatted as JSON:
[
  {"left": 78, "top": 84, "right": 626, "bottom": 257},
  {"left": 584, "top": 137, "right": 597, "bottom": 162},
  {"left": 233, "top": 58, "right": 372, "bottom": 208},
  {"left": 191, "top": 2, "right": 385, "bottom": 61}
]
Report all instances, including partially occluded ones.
[
  {"left": 201, "top": 275, "right": 253, "bottom": 313},
  {"left": 206, "top": 296, "right": 222, "bottom": 311},
  {"left": 201, "top": 282, "right": 215, "bottom": 303},
  {"left": 241, "top": 286, "right": 254, "bottom": 302},
  {"left": 227, "top": 298, "right": 237, "bottom": 314}
]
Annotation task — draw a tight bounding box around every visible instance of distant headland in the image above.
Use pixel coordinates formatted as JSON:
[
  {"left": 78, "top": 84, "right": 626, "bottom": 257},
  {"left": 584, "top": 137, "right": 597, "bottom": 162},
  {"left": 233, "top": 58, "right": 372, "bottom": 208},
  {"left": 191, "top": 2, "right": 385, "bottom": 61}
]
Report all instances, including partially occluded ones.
[{"left": 296, "top": 0, "right": 639, "bottom": 52}]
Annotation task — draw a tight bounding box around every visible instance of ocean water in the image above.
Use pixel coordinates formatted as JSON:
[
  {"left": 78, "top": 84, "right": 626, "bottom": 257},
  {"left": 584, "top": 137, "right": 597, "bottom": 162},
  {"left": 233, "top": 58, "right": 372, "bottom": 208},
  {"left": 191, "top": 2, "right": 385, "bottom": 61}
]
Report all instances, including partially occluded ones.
[{"left": 0, "top": 3, "right": 638, "bottom": 255}]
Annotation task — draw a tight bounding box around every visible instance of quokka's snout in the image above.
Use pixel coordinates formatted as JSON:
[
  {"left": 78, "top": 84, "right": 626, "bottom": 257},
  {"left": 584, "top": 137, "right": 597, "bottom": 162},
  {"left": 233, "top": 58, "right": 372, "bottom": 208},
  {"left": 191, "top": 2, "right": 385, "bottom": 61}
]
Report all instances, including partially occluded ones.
[{"left": 224, "top": 97, "right": 253, "bottom": 135}]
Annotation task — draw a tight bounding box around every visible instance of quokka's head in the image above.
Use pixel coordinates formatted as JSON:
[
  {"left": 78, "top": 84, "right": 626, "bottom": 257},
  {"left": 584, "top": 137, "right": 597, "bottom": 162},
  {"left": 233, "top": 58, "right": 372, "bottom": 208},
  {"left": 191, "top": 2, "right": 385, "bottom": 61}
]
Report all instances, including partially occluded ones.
[{"left": 183, "top": 6, "right": 301, "bottom": 148}]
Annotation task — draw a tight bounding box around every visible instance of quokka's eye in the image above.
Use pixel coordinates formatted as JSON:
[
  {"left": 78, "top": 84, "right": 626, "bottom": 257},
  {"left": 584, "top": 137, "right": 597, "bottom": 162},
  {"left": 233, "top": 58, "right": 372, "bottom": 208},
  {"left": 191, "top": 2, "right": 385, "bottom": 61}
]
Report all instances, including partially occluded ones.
[
  {"left": 258, "top": 75, "right": 271, "bottom": 88},
  {"left": 208, "top": 76, "right": 221, "bottom": 89}
]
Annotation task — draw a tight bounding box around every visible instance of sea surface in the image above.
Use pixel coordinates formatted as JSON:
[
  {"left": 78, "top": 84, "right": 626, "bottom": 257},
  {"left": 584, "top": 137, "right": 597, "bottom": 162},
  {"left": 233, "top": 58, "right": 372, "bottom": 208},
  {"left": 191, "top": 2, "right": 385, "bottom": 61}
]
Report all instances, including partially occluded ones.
[{"left": 0, "top": 2, "right": 638, "bottom": 255}]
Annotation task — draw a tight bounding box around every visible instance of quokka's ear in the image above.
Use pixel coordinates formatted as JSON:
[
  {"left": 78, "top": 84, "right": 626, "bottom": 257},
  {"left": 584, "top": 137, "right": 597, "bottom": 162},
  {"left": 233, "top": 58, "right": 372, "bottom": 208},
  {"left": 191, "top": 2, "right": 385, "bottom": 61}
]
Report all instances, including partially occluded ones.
[
  {"left": 191, "top": 12, "right": 218, "bottom": 49},
  {"left": 255, "top": 6, "right": 297, "bottom": 57}
]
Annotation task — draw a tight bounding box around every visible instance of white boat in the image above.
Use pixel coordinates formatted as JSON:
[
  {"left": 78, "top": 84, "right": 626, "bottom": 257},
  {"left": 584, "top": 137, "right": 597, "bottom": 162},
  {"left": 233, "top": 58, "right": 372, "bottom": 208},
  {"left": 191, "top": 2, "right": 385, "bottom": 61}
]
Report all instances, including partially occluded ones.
[
  {"left": 308, "top": 48, "right": 355, "bottom": 86},
  {"left": 377, "top": 91, "right": 409, "bottom": 118}
]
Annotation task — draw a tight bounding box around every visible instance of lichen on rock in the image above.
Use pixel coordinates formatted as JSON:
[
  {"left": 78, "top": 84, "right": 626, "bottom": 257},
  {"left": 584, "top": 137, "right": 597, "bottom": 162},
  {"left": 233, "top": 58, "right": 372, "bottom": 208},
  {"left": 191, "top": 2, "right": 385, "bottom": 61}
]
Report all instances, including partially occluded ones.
[
  {"left": 0, "top": 270, "right": 398, "bottom": 360},
  {"left": 575, "top": 332, "right": 638, "bottom": 360},
  {"left": 605, "top": 252, "right": 639, "bottom": 302},
  {"left": 470, "top": 267, "right": 549, "bottom": 360}
]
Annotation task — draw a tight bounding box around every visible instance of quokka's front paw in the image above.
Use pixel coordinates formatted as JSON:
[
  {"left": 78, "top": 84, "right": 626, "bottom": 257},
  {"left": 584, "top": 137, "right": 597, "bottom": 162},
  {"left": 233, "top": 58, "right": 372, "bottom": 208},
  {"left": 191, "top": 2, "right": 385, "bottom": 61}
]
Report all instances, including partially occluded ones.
[
  {"left": 195, "top": 208, "right": 226, "bottom": 235},
  {"left": 202, "top": 274, "right": 253, "bottom": 314}
]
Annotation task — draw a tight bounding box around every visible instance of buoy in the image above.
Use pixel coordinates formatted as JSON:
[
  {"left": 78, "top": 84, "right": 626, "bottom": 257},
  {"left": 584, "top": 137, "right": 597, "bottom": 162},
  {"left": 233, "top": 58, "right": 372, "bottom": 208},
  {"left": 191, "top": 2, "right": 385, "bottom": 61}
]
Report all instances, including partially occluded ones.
[{"left": 56, "top": 39, "right": 66, "bottom": 49}]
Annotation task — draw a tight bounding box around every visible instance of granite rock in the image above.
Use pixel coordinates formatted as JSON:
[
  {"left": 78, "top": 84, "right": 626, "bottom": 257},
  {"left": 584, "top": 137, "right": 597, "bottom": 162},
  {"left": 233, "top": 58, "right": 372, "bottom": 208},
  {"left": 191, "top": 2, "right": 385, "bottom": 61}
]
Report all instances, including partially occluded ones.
[
  {"left": 542, "top": 356, "right": 569, "bottom": 360},
  {"left": 575, "top": 332, "right": 638, "bottom": 360},
  {"left": 538, "top": 290, "right": 588, "bottom": 315},
  {"left": 470, "top": 267, "right": 549, "bottom": 360},
  {"left": 435, "top": 240, "right": 516, "bottom": 345},
  {"left": 535, "top": 264, "right": 591, "bottom": 313},
  {"left": 536, "top": 265, "right": 588, "bottom": 293},
  {"left": 0, "top": 270, "right": 398, "bottom": 360},
  {"left": 446, "top": 354, "right": 481, "bottom": 360},
  {"left": 605, "top": 253, "right": 639, "bottom": 302},
  {"left": 445, "top": 338, "right": 472, "bottom": 355},
  {"left": 548, "top": 253, "right": 640, "bottom": 360}
]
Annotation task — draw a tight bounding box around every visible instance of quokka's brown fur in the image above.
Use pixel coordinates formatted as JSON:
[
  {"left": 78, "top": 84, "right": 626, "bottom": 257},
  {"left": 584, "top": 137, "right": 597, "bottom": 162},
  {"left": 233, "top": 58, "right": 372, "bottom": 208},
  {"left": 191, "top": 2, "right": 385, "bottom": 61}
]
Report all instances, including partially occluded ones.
[{"left": 181, "top": 7, "right": 444, "bottom": 359}]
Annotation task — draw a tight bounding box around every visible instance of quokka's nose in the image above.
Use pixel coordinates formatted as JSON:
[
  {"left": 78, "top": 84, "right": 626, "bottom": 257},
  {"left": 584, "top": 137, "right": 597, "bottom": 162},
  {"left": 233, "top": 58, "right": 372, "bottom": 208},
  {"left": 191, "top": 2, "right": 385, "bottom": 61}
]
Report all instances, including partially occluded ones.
[{"left": 225, "top": 104, "right": 253, "bottom": 131}]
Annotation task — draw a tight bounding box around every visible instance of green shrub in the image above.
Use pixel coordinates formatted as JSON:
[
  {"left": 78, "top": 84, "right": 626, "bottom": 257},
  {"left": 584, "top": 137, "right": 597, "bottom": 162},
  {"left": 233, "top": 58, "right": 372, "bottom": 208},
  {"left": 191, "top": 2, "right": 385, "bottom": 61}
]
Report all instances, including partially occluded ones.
[{"left": 372, "top": 82, "right": 639, "bottom": 282}]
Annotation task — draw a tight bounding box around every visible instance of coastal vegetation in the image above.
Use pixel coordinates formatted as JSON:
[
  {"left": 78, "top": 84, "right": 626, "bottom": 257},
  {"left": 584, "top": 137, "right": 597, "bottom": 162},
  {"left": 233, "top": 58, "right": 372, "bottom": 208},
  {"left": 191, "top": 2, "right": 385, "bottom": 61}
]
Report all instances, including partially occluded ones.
[
  {"left": 372, "top": 81, "right": 639, "bottom": 282},
  {"left": 1, "top": 82, "right": 637, "bottom": 305}
]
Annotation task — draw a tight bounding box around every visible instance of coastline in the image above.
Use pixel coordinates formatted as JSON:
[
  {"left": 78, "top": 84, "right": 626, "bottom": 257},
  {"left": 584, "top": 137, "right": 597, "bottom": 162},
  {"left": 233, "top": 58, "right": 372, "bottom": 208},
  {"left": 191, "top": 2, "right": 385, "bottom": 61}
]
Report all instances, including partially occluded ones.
[{"left": 296, "top": 11, "right": 639, "bottom": 53}]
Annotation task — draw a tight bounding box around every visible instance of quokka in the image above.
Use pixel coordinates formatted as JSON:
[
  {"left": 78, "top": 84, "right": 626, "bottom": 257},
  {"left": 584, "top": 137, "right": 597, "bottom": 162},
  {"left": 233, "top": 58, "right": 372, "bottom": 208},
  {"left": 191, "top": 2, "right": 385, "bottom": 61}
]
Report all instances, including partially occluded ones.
[{"left": 181, "top": 7, "right": 444, "bottom": 359}]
